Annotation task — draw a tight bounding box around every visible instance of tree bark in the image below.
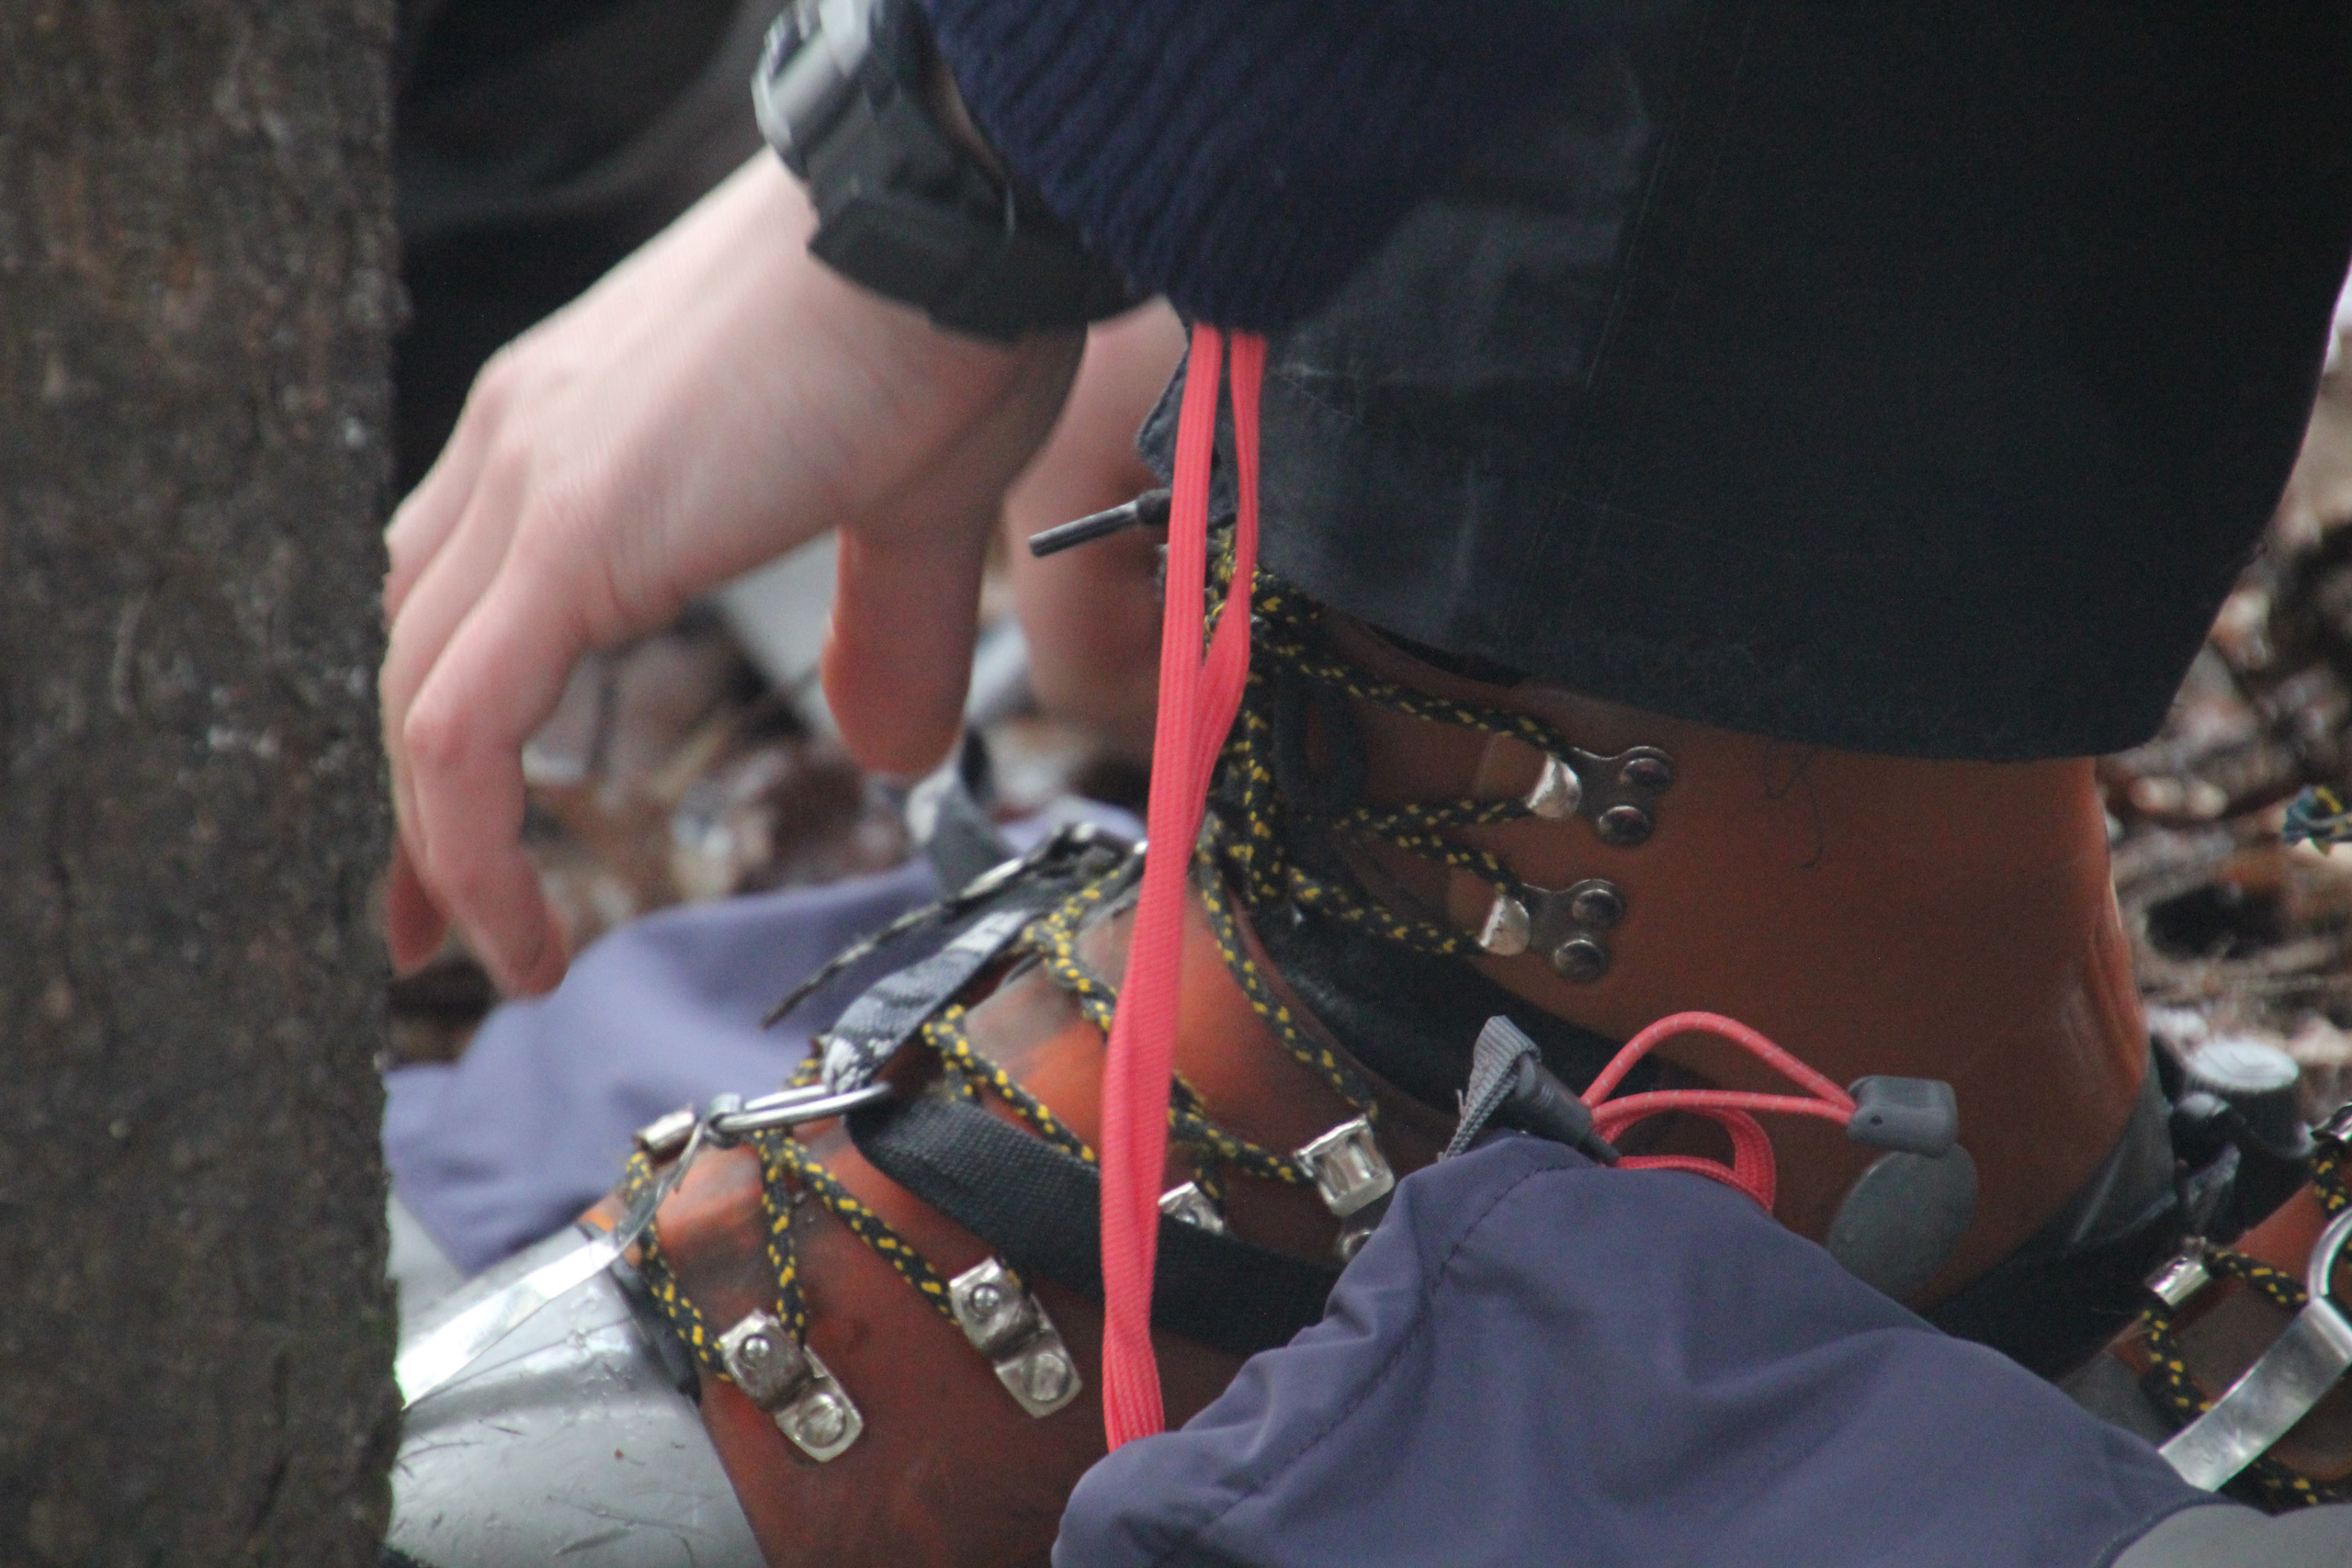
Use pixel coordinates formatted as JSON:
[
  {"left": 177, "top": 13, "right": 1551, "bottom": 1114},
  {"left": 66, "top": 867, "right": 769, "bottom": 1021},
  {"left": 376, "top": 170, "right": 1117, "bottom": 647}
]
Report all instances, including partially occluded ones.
[{"left": 0, "top": 5, "right": 399, "bottom": 1562}]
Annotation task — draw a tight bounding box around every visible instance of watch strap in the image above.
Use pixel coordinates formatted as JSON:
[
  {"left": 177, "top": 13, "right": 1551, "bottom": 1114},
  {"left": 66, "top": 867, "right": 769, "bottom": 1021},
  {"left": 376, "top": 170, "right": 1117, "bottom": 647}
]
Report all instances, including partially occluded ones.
[{"left": 753, "top": 0, "right": 1134, "bottom": 339}]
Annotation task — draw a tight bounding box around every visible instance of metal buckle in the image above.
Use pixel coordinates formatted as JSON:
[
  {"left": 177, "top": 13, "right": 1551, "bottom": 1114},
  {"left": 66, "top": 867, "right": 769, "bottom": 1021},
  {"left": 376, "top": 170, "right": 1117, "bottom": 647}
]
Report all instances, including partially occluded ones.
[
  {"left": 2145, "top": 1242, "right": 2213, "bottom": 1311},
  {"left": 1159, "top": 1182, "right": 1229, "bottom": 1236},
  {"left": 1295, "top": 1118, "right": 1395, "bottom": 1220},
  {"left": 2321, "top": 1101, "right": 2352, "bottom": 1150},
  {"left": 718, "top": 1310, "right": 865, "bottom": 1461},
  {"left": 2160, "top": 1207, "right": 2352, "bottom": 1490},
  {"left": 947, "top": 1258, "right": 1082, "bottom": 1417}
]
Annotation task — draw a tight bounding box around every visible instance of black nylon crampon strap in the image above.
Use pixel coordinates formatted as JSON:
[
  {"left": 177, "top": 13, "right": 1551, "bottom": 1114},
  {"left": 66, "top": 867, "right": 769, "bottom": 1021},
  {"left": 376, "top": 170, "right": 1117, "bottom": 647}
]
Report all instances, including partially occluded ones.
[
  {"left": 821, "top": 904, "right": 1041, "bottom": 1090},
  {"left": 848, "top": 1092, "right": 1342, "bottom": 1358},
  {"left": 819, "top": 829, "right": 1134, "bottom": 1091}
]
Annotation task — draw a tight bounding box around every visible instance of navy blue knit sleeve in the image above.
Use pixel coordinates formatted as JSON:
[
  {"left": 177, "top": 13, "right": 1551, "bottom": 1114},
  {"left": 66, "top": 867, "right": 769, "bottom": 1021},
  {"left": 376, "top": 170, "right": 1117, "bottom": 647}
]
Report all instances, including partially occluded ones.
[{"left": 919, "top": 0, "right": 1617, "bottom": 333}]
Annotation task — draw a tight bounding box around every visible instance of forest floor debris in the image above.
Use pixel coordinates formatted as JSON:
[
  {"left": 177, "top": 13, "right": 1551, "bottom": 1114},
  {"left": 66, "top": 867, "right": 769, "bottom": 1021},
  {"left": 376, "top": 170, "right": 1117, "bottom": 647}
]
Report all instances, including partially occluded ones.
[{"left": 2104, "top": 349, "right": 2352, "bottom": 1122}]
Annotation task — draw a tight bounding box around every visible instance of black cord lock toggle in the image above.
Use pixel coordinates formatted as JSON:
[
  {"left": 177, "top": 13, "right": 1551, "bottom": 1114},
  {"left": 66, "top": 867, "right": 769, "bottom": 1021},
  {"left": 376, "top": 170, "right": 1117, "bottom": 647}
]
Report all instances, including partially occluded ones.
[
  {"left": 1027, "top": 488, "right": 1171, "bottom": 558},
  {"left": 1448, "top": 1016, "right": 1621, "bottom": 1165}
]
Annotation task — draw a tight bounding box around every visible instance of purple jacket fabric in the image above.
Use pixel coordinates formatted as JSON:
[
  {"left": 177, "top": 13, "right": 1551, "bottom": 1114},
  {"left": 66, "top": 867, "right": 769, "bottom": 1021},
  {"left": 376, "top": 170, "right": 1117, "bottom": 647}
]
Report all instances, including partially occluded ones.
[
  {"left": 1057, "top": 1134, "right": 2217, "bottom": 1568},
  {"left": 385, "top": 809, "right": 1132, "bottom": 1273},
  {"left": 384, "top": 858, "right": 941, "bottom": 1272}
]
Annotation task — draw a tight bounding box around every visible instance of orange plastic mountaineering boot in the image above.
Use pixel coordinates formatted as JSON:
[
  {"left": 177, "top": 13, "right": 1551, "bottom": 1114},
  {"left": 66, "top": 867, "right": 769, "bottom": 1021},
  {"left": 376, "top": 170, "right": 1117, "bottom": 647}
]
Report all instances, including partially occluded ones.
[{"left": 591, "top": 540, "right": 2170, "bottom": 1568}]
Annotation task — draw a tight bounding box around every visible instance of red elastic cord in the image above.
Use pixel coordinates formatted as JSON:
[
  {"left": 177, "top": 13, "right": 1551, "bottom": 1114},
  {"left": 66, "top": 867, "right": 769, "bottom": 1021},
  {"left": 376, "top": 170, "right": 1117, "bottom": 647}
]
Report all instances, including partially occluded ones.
[
  {"left": 1583, "top": 1010, "right": 1860, "bottom": 1210},
  {"left": 1098, "top": 325, "right": 1264, "bottom": 1450}
]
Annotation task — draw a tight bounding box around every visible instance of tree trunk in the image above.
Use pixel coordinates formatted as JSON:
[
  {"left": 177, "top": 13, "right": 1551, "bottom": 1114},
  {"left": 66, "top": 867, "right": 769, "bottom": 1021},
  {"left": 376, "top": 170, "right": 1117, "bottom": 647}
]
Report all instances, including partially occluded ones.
[{"left": 0, "top": 5, "right": 399, "bottom": 1562}]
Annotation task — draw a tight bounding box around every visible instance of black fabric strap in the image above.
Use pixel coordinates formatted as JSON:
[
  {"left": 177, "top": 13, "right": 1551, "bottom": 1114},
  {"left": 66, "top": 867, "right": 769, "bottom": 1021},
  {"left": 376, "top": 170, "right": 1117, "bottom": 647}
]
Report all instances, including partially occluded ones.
[
  {"left": 820, "top": 832, "right": 1130, "bottom": 1091},
  {"left": 1928, "top": 1067, "right": 2188, "bottom": 1379},
  {"left": 821, "top": 902, "right": 1043, "bottom": 1089},
  {"left": 849, "top": 1093, "right": 1341, "bottom": 1357}
]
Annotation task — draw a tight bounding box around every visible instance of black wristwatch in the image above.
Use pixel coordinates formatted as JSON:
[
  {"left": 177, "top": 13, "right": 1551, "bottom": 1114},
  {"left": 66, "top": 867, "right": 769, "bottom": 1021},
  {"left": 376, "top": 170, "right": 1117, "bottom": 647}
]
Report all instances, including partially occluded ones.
[{"left": 752, "top": 0, "right": 1135, "bottom": 340}]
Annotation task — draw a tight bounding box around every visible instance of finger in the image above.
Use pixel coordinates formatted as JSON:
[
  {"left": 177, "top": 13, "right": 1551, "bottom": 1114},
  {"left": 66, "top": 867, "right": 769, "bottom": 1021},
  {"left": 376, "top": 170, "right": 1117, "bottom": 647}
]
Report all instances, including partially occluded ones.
[
  {"left": 401, "top": 555, "right": 592, "bottom": 995},
  {"left": 821, "top": 514, "right": 990, "bottom": 777},
  {"left": 386, "top": 840, "right": 451, "bottom": 975},
  {"left": 381, "top": 451, "right": 533, "bottom": 875},
  {"left": 385, "top": 359, "right": 519, "bottom": 620}
]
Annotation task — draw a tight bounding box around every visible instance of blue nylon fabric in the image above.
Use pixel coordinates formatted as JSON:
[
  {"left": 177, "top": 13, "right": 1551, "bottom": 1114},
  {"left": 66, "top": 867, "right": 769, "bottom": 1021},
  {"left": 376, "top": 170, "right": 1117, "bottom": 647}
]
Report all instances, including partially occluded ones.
[
  {"left": 383, "top": 857, "right": 941, "bottom": 1272},
  {"left": 1056, "top": 1135, "right": 2213, "bottom": 1568},
  {"left": 385, "top": 808, "right": 1138, "bottom": 1272}
]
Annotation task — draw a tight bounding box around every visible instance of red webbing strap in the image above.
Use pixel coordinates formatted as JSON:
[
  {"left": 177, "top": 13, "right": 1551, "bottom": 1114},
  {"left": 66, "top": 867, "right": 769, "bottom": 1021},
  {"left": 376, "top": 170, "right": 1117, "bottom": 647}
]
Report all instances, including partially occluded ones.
[{"left": 1098, "top": 325, "right": 1263, "bottom": 1448}]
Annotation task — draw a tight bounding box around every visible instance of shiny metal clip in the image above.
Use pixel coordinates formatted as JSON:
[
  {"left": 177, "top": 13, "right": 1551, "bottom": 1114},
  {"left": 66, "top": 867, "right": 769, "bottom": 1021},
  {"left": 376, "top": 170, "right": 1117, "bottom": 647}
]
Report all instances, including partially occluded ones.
[
  {"left": 1523, "top": 755, "right": 1585, "bottom": 820},
  {"left": 718, "top": 1310, "right": 865, "bottom": 1461},
  {"left": 2160, "top": 1207, "right": 2352, "bottom": 1490},
  {"left": 706, "top": 1081, "right": 893, "bottom": 1143},
  {"left": 1159, "top": 1181, "right": 1230, "bottom": 1236},
  {"left": 631, "top": 1105, "right": 697, "bottom": 1160},
  {"left": 1295, "top": 1118, "right": 1395, "bottom": 1220},
  {"left": 2144, "top": 1243, "right": 2212, "bottom": 1311},
  {"left": 1476, "top": 893, "right": 1532, "bottom": 956},
  {"left": 948, "top": 1257, "right": 1082, "bottom": 1417}
]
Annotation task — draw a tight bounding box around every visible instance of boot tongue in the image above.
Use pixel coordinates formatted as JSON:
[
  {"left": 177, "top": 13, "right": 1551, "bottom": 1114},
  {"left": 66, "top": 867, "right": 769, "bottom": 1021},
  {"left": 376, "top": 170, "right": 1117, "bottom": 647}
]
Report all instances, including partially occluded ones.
[{"left": 1250, "top": 898, "right": 1640, "bottom": 1111}]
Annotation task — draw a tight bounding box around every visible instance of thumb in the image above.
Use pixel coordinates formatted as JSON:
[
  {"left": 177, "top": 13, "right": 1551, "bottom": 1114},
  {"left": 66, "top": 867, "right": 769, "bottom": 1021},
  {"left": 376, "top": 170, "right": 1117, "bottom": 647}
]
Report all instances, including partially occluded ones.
[{"left": 820, "top": 516, "right": 989, "bottom": 777}]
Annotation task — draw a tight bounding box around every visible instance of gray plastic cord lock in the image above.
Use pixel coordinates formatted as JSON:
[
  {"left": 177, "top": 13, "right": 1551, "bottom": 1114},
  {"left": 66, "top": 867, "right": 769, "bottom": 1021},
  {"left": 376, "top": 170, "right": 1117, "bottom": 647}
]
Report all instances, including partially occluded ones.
[{"left": 1844, "top": 1077, "right": 1959, "bottom": 1156}]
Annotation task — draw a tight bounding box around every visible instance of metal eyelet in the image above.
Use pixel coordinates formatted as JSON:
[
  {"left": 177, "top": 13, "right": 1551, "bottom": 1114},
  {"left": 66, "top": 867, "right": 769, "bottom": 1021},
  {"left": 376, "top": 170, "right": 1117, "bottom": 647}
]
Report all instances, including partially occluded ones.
[
  {"left": 1523, "top": 755, "right": 1584, "bottom": 820},
  {"left": 1476, "top": 893, "right": 1532, "bottom": 956},
  {"left": 947, "top": 1258, "right": 1083, "bottom": 1417},
  {"left": 1474, "top": 877, "right": 1626, "bottom": 982},
  {"left": 1518, "top": 744, "right": 1674, "bottom": 848},
  {"left": 2144, "top": 1242, "right": 2213, "bottom": 1311},
  {"left": 1550, "top": 937, "right": 1610, "bottom": 982},
  {"left": 718, "top": 1311, "right": 864, "bottom": 1461},
  {"left": 1594, "top": 805, "right": 1653, "bottom": 846},
  {"left": 1159, "top": 1182, "right": 1229, "bottom": 1236}
]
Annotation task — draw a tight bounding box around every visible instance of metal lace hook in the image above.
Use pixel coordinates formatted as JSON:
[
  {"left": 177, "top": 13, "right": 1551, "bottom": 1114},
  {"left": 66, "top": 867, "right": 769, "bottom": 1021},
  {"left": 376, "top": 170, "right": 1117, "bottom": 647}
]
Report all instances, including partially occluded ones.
[
  {"left": 706, "top": 1082, "right": 894, "bottom": 1142},
  {"left": 2159, "top": 1204, "right": 2352, "bottom": 1489}
]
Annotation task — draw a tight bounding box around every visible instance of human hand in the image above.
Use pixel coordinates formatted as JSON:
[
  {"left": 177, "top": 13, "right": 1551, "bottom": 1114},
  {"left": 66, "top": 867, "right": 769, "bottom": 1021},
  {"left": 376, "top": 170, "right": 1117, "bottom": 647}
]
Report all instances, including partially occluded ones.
[{"left": 382, "top": 154, "right": 1080, "bottom": 993}]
